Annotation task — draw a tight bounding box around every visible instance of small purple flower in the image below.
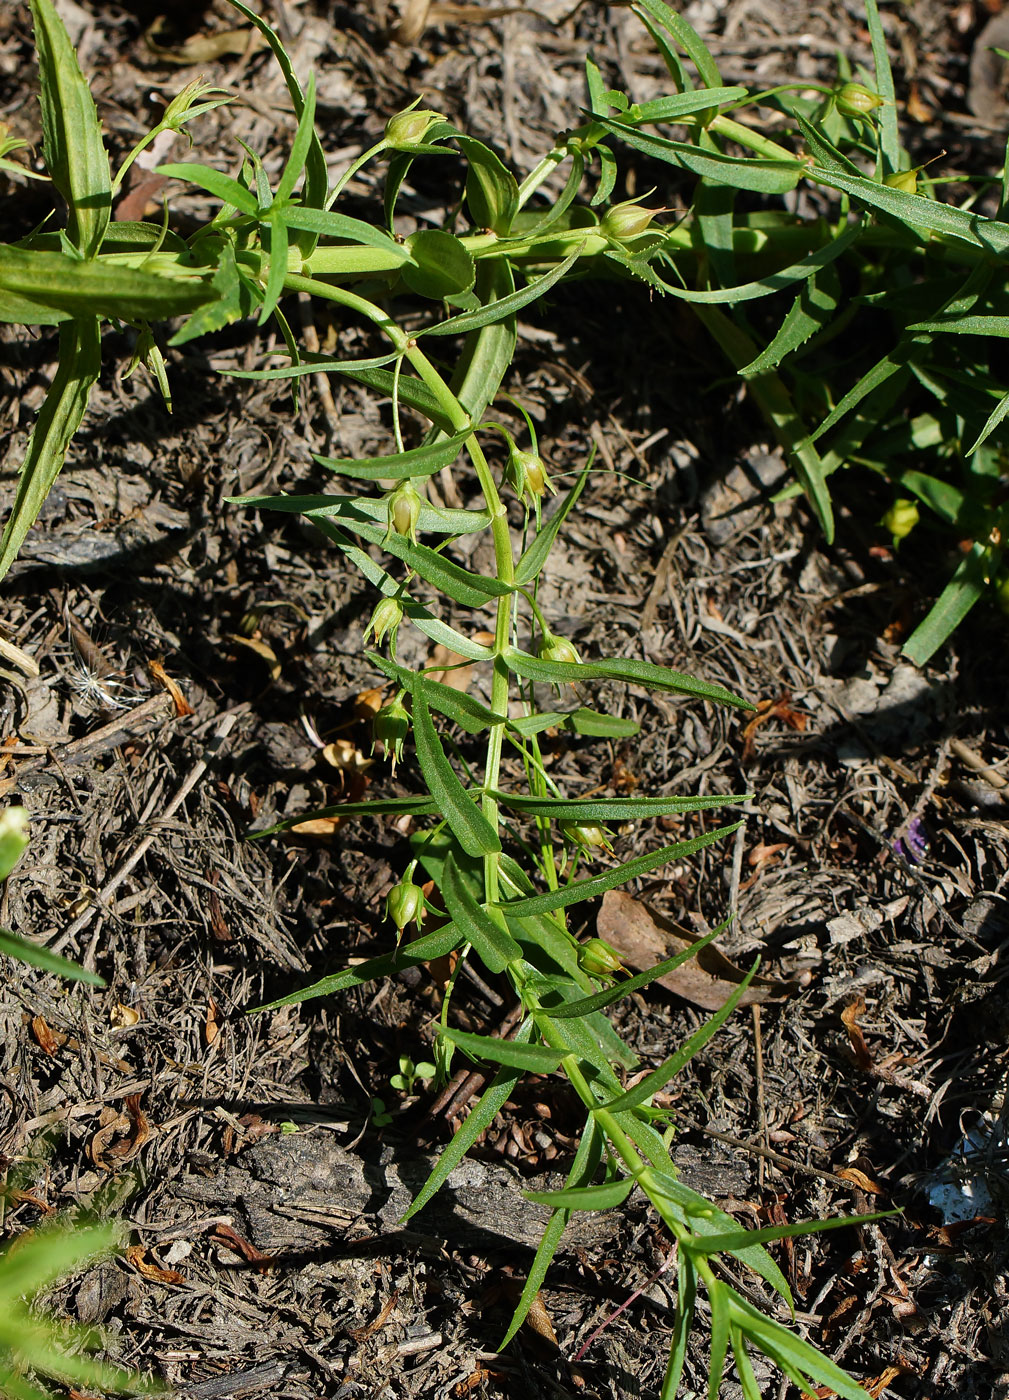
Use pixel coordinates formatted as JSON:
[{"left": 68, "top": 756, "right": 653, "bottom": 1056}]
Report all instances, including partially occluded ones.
[{"left": 893, "top": 816, "right": 928, "bottom": 864}]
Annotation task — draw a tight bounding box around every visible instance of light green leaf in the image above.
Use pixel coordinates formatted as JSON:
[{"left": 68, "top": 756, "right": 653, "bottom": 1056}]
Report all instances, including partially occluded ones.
[
  {"left": 598, "top": 115, "right": 803, "bottom": 194},
  {"left": 0, "top": 317, "right": 100, "bottom": 579},
  {"left": 31, "top": 0, "right": 111, "bottom": 258},
  {"left": 370, "top": 654, "right": 505, "bottom": 735},
  {"left": 444, "top": 1026, "right": 565, "bottom": 1073},
  {"left": 422, "top": 244, "right": 584, "bottom": 338},
  {"left": 281, "top": 205, "right": 406, "bottom": 255},
  {"left": 314, "top": 427, "right": 475, "bottom": 480},
  {"left": 524, "top": 1178, "right": 633, "bottom": 1211},
  {"left": 0, "top": 246, "right": 213, "bottom": 324},
  {"left": 515, "top": 462, "right": 591, "bottom": 585},
  {"left": 635, "top": 0, "right": 723, "bottom": 87},
  {"left": 0, "top": 928, "right": 105, "bottom": 985},
  {"left": 156, "top": 161, "right": 258, "bottom": 214},
  {"left": 402, "top": 229, "right": 475, "bottom": 300},
  {"left": 456, "top": 135, "right": 519, "bottom": 235}
]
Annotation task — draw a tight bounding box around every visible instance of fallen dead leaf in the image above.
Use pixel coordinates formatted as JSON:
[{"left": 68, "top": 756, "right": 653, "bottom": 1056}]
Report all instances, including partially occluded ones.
[
  {"left": 426, "top": 644, "right": 473, "bottom": 692},
  {"left": 740, "top": 692, "right": 807, "bottom": 762},
  {"left": 835, "top": 1165, "right": 883, "bottom": 1195},
  {"left": 31, "top": 1014, "right": 65, "bottom": 1056},
  {"left": 148, "top": 659, "right": 195, "bottom": 717},
  {"left": 212, "top": 1222, "right": 272, "bottom": 1270},
  {"left": 841, "top": 997, "right": 874, "bottom": 1071},
  {"left": 227, "top": 633, "right": 281, "bottom": 681},
  {"left": 205, "top": 997, "right": 221, "bottom": 1047},
  {"left": 289, "top": 816, "right": 344, "bottom": 838},
  {"left": 125, "top": 1245, "right": 185, "bottom": 1285},
  {"left": 596, "top": 890, "right": 798, "bottom": 1011},
  {"left": 110, "top": 1002, "right": 141, "bottom": 1028}
]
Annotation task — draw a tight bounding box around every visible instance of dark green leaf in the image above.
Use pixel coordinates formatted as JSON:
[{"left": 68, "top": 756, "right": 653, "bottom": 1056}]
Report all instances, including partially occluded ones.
[
  {"left": 0, "top": 246, "right": 214, "bottom": 323},
  {"left": 413, "top": 681, "right": 501, "bottom": 856},
  {"left": 596, "top": 960, "right": 757, "bottom": 1111},
  {"left": 503, "top": 647, "right": 752, "bottom": 709},
  {"left": 902, "top": 543, "right": 992, "bottom": 666},
  {"left": 444, "top": 1027, "right": 565, "bottom": 1072},
  {"left": 497, "top": 822, "right": 743, "bottom": 918},
  {"left": 598, "top": 115, "right": 803, "bottom": 194},
  {"left": 422, "top": 244, "right": 584, "bottom": 338},
  {"left": 250, "top": 795, "right": 440, "bottom": 839},
  {"left": 442, "top": 853, "right": 522, "bottom": 972},
  {"left": 254, "top": 923, "right": 462, "bottom": 1011},
  {"left": 456, "top": 135, "right": 519, "bottom": 235},
  {"left": 488, "top": 792, "right": 751, "bottom": 820},
  {"left": 314, "top": 427, "right": 475, "bottom": 480}
]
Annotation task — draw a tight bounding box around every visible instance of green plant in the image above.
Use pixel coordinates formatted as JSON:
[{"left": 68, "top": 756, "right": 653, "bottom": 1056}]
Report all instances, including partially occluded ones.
[
  {"left": 389, "top": 1055, "right": 437, "bottom": 1096},
  {"left": 1, "top": 2, "right": 893, "bottom": 1394}
]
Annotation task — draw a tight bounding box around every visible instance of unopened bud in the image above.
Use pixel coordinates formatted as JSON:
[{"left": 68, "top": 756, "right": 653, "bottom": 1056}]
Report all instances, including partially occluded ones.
[
  {"left": 372, "top": 691, "right": 410, "bottom": 771},
  {"left": 600, "top": 198, "right": 666, "bottom": 242},
  {"left": 538, "top": 628, "right": 580, "bottom": 668},
  {"left": 385, "top": 108, "right": 445, "bottom": 151},
  {"left": 835, "top": 82, "right": 884, "bottom": 119},
  {"left": 0, "top": 806, "right": 28, "bottom": 882},
  {"left": 578, "top": 938, "right": 626, "bottom": 978},
  {"left": 506, "top": 448, "right": 552, "bottom": 504},
  {"left": 383, "top": 481, "right": 422, "bottom": 548},
  {"left": 364, "top": 596, "right": 403, "bottom": 650},
  {"left": 560, "top": 820, "right": 613, "bottom": 852},
  {"left": 386, "top": 860, "right": 425, "bottom": 935},
  {"left": 883, "top": 167, "right": 921, "bottom": 194},
  {"left": 882, "top": 497, "right": 919, "bottom": 543}
]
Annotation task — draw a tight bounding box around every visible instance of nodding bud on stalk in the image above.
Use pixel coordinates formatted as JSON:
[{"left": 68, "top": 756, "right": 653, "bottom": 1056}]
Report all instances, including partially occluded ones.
[
  {"left": 0, "top": 805, "right": 29, "bottom": 882},
  {"left": 364, "top": 596, "right": 403, "bottom": 651},
  {"left": 578, "top": 938, "right": 626, "bottom": 978},
  {"left": 882, "top": 497, "right": 919, "bottom": 543},
  {"left": 383, "top": 481, "right": 422, "bottom": 548},
  {"left": 506, "top": 448, "right": 553, "bottom": 505},
  {"left": 386, "top": 860, "right": 425, "bottom": 937},
  {"left": 538, "top": 628, "right": 580, "bottom": 668},
  {"left": 372, "top": 691, "right": 410, "bottom": 771},
  {"left": 883, "top": 167, "right": 921, "bottom": 194},
  {"left": 384, "top": 108, "right": 445, "bottom": 151},
  {"left": 560, "top": 820, "right": 613, "bottom": 852},
  {"left": 600, "top": 198, "right": 666, "bottom": 242},
  {"left": 835, "top": 82, "right": 884, "bottom": 119}
]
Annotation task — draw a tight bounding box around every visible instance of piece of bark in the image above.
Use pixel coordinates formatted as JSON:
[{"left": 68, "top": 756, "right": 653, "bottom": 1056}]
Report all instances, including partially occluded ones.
[{"left": 597, "top": 890, "right": 798, "bottom": 1011}]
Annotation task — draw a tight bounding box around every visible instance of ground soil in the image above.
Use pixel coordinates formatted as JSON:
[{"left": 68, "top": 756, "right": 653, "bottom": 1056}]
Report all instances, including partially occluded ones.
[{"left": 2, "top": 1, "right": 1009, "bottom": 1397}]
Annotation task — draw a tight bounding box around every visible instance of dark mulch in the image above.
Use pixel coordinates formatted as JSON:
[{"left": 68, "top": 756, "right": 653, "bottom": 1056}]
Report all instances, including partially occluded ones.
[{"left": 1, "top": 1, "right": 1008, "bottom": 1397}]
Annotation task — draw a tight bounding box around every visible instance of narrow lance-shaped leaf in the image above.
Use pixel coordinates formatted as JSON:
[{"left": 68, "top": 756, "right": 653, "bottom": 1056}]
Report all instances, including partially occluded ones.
[
  {"left": 524, "top": 1178, "right": 634, "bottom": 1211},
  {"left": 412, "top": 681, "right": 501, "bottom": 857},
  {"left": 314, "top": 427, "right": 476, "bottom": 481},
  {"left": 0, "top": 928, "right": 105, "bottom": 986},
  {"left": 504, "top": 646, "right": 751, "bottom": 709},
  {"left": 253, "top": 922, "right": 462, "bottom": 1011},
  {"left": 499, "top": 1117, "right": 603, "bottom": 1348},
  {"left": 0, "top": 317, "right": 100, "bottom": 579},
  {"left": 402, "top": 1029, "right": 534, "bottom": 1223},
  {"left": 597, "top": 960, "right": 757, "bottom": 1112},
  {"left": 442, "top": 852, "right": 522, "bottom": 973},
  {"left": 31, "top": 0, "right": 111, "bottom": 258},
  {"left": 902, "top": 542, "right": 994, "bottom": 667},
  {"left": 499, "top": 822, "right": 743, "bottom": 919},
  {"left": 444, "top": 1026, "right": 566, "bottom": 1073},
  {"left": 516, "top": 461, "right": 591, "bottom": 586},
  {"left": 421, "top": 244, "right": 584, "bottom": 338}
]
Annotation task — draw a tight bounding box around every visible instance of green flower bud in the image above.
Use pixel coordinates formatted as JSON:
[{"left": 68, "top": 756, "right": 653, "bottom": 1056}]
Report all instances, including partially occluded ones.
[
  {"left": 578, "top": 938, "right": 626, "bottom": 978},
  {"left": 385, "top": 107, "right": 445, "bottom": 151},
  {"left": 386, "top": 860, "right": 426, "bottom": 935},
  {"left": 560, "top": 820, "right": 613, "bottom": 852},
  {"left": 383, "top": 481, "right": 422, "bottom": 548},
  {"left": 883, "top": 167, "right": 921, "bottom": 194},
  {"left": 506, "top": 448, "right": 554, "bottom": 505},
  {"left": 882, "top": 497, "right": 919, "bottom": 543},
  {"left": 835, "top": 82, "right": 884, "bottom": 119},
  {"left": 372, "top": 691, "right": 410, "bottom": 771},
  {"left": 162, "top": 78, "right": 230, "bottom": 131},
  {"left": 0, "top": 806, "right": 29, "bottom": 883},
  {"left": 538, "top": 628, "right": 580, "bottom": 668},
  {"left": 600, "top": 198, "right": 666, "bottom": 242},
  {"left": 364, "top": 596, "right": 403, "bottom": 651}
]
